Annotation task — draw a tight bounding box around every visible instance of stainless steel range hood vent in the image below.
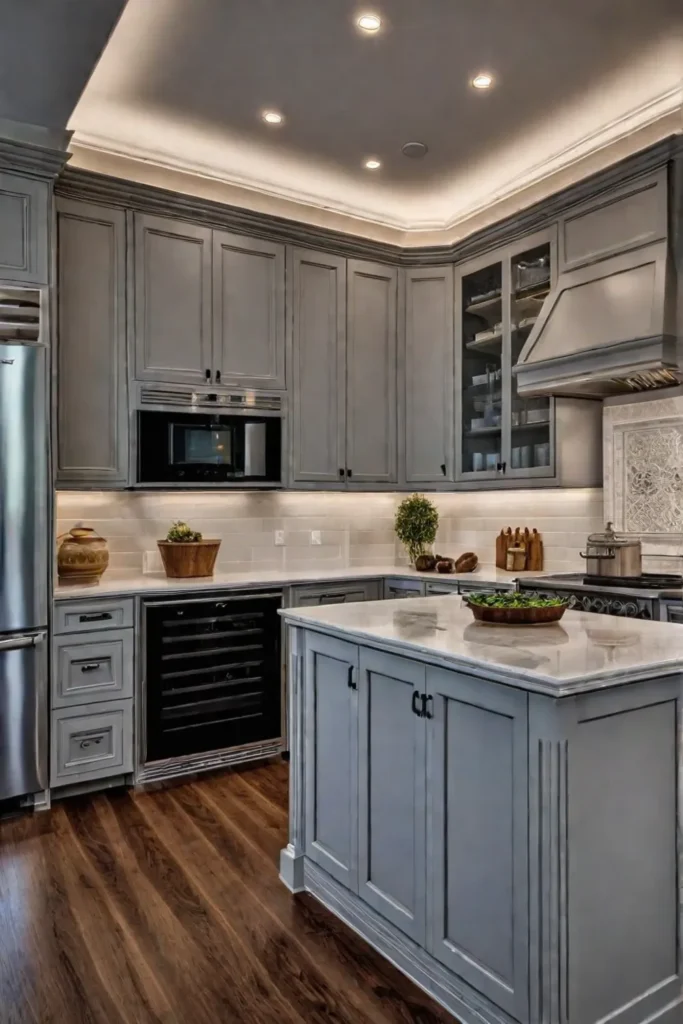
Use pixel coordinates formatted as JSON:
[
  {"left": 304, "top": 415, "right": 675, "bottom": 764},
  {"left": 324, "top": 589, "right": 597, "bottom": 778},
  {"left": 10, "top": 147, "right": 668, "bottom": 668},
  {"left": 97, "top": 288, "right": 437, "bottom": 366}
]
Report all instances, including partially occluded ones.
[{"left": 514, "top": 240, "right": 679, "bottom": 398}]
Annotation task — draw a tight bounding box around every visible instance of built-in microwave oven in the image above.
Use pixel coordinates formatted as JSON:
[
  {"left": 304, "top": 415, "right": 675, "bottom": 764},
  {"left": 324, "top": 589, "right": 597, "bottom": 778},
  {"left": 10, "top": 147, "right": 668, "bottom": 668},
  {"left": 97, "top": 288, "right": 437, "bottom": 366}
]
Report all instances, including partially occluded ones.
[{"left": 135, "top": 387, "right": 282, "bottom": 487}]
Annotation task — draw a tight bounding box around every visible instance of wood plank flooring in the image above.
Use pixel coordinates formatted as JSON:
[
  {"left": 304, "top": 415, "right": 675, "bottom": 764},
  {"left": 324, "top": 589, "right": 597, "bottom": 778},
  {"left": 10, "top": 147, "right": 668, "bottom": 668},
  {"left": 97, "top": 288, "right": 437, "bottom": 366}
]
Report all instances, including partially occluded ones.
[{"left": 0, "top": 761, "right": 456, "bottom": 1024}]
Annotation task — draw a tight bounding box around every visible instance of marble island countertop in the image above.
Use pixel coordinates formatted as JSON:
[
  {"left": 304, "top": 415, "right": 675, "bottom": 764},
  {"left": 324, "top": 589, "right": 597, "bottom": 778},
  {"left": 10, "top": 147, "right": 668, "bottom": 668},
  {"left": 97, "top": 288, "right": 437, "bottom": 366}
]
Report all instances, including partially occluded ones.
[
  {"left": 54, "top": 564, "right": 544, "bottom": 600},
  {"left": 281, "top": 595, "right": 683, "bottom": 695}
]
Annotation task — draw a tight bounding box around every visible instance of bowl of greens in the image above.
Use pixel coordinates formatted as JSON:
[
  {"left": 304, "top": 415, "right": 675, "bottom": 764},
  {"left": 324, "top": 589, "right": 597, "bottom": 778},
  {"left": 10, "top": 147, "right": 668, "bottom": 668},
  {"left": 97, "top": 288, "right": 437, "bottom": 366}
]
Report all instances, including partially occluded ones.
[{"left": 464, "top": 591, "right": 569, "bottom": 625}]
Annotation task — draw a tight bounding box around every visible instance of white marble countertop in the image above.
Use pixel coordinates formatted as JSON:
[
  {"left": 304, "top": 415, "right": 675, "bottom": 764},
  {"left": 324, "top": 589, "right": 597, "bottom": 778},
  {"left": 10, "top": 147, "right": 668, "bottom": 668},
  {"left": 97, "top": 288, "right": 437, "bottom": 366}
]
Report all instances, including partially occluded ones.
[
  {"left": 281, "top": 595, "right": 683, "bottom": 696},
  {"left": 54, "top": 564, "right": 541, "bottom": 600}
]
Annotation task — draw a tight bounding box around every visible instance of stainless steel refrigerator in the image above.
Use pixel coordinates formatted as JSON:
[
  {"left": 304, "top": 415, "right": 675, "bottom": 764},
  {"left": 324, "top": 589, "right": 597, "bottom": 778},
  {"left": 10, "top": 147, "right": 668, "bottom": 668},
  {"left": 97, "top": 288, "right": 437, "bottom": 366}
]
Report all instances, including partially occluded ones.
[{"left": 0, "top": 302, "right": 48, "bottom": 800}]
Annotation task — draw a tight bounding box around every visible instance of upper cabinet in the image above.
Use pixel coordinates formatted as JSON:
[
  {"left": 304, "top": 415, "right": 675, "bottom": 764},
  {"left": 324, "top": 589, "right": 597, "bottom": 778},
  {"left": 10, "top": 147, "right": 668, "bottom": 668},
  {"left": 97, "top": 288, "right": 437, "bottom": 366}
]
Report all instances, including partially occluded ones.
[
  {"left": 134, "top": 214, "right": 213, "bottom": 386},
  {"left": 289, "top": 248, "right": 346, "bottom": 484},
  {"left": 346, "top": 260, "right": 397, "bottom": 485},
  {"left": 402, "top": 266, "right": 454, "bottom": 485},
  {"left": 55, "top": 198, "right": 128, "bottom": 488},
  {"left": 289, "top": 248, "right": 398, "bottom": 488},
  {"left": 0, "top": 172, "right": 49, "bottom": 284},
  {"left": 133, "top": 214, "right": 286, "bottom": 390},
  {"left": 213, "top": 231, "right": 285, "bottom": 390},
  {"left": 455, "top": 227, "right": 602, "bottom": 488}
]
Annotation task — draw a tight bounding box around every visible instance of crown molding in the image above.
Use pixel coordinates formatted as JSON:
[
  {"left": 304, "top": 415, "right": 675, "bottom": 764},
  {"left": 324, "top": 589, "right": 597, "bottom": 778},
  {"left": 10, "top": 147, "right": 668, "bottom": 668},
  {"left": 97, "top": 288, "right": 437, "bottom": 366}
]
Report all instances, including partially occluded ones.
[
  {"left": 0, "top": 118, "right": 72, "bottom": 179},
  {"left": 69, "top": 84, "right": 682, "bottom": 236},
  {"left": 56, "top": 134, "right": 683, "bottom": 268}
]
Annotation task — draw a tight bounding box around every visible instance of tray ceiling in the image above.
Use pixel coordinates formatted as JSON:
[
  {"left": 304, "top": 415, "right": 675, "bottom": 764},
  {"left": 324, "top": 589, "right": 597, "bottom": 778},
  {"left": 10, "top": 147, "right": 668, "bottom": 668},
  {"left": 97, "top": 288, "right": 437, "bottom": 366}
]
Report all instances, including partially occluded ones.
[{"left": 69, "top": 0, "right": 683, "bottom": 236}]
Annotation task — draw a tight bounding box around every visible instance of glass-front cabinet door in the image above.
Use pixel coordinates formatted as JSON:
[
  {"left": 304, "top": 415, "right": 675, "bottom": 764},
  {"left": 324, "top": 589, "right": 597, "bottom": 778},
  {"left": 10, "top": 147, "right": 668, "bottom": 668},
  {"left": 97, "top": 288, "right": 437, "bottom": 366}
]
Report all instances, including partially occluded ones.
[{"left": 456, "top": 228, "right": 556, "bottom": 482}]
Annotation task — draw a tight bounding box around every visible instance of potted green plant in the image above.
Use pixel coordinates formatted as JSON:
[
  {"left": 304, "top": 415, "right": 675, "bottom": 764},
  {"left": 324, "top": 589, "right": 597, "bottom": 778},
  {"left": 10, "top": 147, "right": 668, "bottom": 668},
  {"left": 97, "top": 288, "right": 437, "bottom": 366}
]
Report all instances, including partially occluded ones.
[
  {"left": 394, "top": 494, "right": 439, "bottom": 569},
  {"left": 157, "top": 521, "right": 221, "bottom": 578}
]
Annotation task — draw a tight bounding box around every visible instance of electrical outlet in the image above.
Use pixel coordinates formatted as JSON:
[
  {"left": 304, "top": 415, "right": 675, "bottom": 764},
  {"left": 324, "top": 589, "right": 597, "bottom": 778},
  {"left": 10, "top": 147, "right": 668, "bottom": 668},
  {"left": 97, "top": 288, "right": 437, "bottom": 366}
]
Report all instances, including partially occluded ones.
[
  {"left": 274, "top": 530, "right": 285, "bottom": 546},
  {"left": 311, "top": 530, "right": 322, "bottom": 546}
]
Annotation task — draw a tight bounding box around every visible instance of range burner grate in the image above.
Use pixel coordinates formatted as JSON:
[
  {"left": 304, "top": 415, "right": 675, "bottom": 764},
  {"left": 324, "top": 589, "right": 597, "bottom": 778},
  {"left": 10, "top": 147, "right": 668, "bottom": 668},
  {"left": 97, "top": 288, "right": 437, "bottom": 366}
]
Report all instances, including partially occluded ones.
[{"left": 582, "top": 573, "right": 683, "bottom": 590}]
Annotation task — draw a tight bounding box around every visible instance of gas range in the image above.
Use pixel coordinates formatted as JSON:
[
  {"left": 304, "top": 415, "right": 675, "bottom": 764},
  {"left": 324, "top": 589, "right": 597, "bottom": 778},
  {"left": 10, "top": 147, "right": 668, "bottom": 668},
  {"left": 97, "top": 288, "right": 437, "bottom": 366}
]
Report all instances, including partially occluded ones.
[{"left": 519, "top": 572, "right": 683, "bottom": 621}]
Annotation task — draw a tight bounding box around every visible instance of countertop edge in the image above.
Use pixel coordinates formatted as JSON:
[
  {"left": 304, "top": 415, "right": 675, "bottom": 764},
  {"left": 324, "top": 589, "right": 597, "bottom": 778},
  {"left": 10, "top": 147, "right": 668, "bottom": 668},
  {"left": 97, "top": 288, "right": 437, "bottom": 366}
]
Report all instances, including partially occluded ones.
[{"left": 280, "top": 610, "right": 683, "bottom": 696}]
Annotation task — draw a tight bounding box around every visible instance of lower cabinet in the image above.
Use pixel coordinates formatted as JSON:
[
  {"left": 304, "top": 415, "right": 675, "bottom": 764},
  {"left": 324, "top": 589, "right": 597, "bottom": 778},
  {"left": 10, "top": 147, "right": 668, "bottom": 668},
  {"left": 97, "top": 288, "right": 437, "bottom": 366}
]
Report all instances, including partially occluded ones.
[
  {"left": 290, "top": 579, "right": 380, "bottom": 607},
  {"left": 383, "top": 577, "right": 425, "bottom": 599},
  {"left": 51, "top": 599, "right": 134, "bottom": 788},
  {"left": 304, "top": 634, "right": 359, "bottom": 890},
  {"left": 302, "top": 634, "right": 530, "bottom": 1021},
  {"left": 358, "top": 649, "right": 426, "bottom": 944}
]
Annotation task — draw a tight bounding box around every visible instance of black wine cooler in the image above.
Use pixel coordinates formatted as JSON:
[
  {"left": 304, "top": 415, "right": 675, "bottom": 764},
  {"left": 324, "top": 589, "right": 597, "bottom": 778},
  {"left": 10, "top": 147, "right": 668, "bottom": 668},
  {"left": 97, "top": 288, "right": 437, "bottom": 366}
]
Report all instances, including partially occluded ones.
[{"left": 143, "top": 592, "right": 282, "bottom": 764}]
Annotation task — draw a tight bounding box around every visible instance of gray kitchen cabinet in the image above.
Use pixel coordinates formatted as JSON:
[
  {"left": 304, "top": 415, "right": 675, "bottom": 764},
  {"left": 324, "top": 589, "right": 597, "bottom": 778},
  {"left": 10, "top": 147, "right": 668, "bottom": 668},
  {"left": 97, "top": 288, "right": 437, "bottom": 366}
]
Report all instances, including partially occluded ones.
[
  {"left": 0, "top": 171, "right": 49, "bottom": 284},
  {"left": 358, "top": 649, "right": 427, "bottom": 943},
  {"left": 402, "top": 266, "right": 454, "bottom": 484},
  {"left": 134, "top": 213, "right": 212, "bottom": 385},
  {"left": 55, "top": 198, "right": 128, "bottom": 487},
  {"left": 426, "top": 666, "right": 529, "bottom": 1020},
  {"left": 304, "top": 632, "right": 359, "bottom": 891},
  {"left": 290, "top": 580, "right": 381, "bottom": 607},
  {"left": 383, "top": 578, "right": 425, "bottom": 599},
  {"left": 346, "top": 260, "right": 398, "bottom": 485},
  {"left": 212, "top": 231, "right": 285, "bottom": 390},
  {"left": 290, "top": 247, "right": 347, "bottom": 484},
  {"left": 455, "top": 226, "right": 602, "bottom": 488}
]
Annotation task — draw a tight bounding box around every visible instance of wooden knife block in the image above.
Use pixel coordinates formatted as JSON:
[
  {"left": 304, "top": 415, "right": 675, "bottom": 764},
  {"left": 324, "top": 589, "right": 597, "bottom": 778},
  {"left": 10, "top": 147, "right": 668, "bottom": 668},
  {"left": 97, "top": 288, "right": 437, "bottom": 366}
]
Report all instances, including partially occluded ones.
[{"left": 495, "top": 527, "right": 543, "bottom": 572}]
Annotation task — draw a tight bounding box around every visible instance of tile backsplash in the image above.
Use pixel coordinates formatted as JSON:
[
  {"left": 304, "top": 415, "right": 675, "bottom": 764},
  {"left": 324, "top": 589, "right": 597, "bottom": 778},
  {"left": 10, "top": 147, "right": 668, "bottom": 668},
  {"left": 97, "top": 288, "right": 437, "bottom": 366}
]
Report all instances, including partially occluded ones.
[{"left": 56, "top": 488, "right": 605, "bottom": 575}]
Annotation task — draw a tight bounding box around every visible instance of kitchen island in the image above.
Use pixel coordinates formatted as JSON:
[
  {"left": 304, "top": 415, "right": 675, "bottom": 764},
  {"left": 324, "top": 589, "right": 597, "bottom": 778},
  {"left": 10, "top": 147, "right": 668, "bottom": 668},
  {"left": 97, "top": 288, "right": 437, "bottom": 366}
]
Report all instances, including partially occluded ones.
[{"left": 280, "top": 596, "right": 683, "bottom": 1024}]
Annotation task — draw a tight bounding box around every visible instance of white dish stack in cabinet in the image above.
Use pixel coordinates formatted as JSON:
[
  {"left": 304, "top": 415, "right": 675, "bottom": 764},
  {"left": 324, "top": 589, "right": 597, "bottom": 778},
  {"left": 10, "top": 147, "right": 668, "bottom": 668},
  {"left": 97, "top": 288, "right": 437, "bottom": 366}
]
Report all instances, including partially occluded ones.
[{"left": 51, "top": 599, "right": 134, "bottom": 788}]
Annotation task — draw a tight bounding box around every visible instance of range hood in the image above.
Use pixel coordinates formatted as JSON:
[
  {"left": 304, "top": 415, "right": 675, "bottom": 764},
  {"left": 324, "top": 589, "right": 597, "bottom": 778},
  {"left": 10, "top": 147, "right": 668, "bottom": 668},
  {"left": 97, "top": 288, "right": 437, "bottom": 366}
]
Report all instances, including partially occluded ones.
[{"left": 514, "top": 240, "right": 680, "bottom": 398}]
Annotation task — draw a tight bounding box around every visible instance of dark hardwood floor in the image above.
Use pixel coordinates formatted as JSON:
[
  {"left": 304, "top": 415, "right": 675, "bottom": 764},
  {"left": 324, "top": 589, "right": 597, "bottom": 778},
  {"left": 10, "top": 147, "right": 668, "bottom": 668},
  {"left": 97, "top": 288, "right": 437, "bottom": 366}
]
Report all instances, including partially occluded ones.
[{"left": 0, "top": 761, "right": 456, "bottom": 1024}]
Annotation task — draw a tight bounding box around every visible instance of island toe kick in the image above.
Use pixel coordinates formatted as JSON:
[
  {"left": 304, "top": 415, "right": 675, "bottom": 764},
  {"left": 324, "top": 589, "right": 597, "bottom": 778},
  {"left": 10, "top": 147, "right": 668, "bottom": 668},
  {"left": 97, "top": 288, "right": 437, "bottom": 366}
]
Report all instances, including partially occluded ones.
[{"left": 280, "top": 611, "right": 683, "bottom": 1024}]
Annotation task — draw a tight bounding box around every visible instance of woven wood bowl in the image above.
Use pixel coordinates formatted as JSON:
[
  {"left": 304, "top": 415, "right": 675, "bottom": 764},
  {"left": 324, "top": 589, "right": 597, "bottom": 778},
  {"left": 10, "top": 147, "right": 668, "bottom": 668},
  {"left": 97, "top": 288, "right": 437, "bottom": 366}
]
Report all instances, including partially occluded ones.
[
  {"left": 465, "top": 600, "right": 568, "bottom": 626},
  {"left": 157, "top": 540, "right": 221, "bottom": 578}
]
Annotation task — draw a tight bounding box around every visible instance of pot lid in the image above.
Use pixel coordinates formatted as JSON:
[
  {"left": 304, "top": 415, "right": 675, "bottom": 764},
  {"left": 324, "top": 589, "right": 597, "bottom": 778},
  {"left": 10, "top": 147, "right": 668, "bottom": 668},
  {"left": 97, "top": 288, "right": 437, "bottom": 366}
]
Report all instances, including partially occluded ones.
[{"left": 586, "top": 522, "right": 640, "bottom": 548}]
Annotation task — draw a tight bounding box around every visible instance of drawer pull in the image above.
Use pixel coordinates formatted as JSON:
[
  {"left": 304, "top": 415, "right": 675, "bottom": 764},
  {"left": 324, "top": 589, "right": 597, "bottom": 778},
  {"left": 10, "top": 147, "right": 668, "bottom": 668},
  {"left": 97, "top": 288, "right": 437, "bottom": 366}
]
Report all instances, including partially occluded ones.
[
  {"left": 79, "top": 612, "right": 112, "bottom": 623},
  {"left": 79, "top": 662, "right": 102, "bottom": 673},
  {"left": 78, "top": 734, "right": 105, "bottom": 750}
]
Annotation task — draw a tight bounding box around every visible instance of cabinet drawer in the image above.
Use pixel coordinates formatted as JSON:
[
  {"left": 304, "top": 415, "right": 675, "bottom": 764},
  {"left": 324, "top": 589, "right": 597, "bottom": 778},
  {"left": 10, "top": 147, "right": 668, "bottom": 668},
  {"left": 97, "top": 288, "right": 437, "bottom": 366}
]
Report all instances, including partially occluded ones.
[
  {"left": 51, "top": 700, "right": 133, "bottom": 786},
  {"left": 290, "top": 580, "right": 380, "bottom": 607},
  {"left": 52, "top": 630, "right": 133, "bottom": 707},
  {"left": 54, "top": 598, "right": 134, "bottom": 633},
  {"left": 383, "top": 578, "right": 425, "bottom": 599},
  {"left": 425, "top": 581, "right": 459, "bottom": 595}
]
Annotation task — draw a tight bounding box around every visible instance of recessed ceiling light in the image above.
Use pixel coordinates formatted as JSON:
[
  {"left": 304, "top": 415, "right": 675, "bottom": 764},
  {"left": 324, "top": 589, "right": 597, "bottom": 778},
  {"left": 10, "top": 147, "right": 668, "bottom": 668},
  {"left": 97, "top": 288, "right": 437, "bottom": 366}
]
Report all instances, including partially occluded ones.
[
  {"left": 356, "top": 12, "right": 382, "bottom": 32},
  {"left": 262, "top": 110, "right": 284, "bottom": 124},
  {"left": 402, "top": 141, "right": 428, "bottom": 159},
  {"left": 364, "top": 158, "right": 381, "bottom": 170},
  {"left": 471, "top": 72, "right": 494, "bottom": 90}
]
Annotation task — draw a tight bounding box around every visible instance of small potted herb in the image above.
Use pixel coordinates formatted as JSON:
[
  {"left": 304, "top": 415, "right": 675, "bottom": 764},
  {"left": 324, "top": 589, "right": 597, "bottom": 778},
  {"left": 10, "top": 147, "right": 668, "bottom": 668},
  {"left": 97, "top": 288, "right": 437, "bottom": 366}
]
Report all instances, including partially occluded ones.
[
  {"left": 395, "top": 494, "right": 439, "bottom": 569},
  {"left": 157, "top": 521, "right": 221, "bottom": 578}
]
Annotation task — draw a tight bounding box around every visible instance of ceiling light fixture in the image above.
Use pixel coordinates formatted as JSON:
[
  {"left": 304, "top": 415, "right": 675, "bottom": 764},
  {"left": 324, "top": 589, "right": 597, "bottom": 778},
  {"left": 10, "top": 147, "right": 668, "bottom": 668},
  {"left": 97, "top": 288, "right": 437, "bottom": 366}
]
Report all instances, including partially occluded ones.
[
  {"left": 471, "top": 72, "right": 494, "bottom": 90},
  {"left": 364, "top": 158, "right": 381, "bottom": 170},
  {"left": 356, "top": 12, "right": 382, "bottom": 33},
  {"left": 262, "top": 110, "right": 284, "bottom": 124}
]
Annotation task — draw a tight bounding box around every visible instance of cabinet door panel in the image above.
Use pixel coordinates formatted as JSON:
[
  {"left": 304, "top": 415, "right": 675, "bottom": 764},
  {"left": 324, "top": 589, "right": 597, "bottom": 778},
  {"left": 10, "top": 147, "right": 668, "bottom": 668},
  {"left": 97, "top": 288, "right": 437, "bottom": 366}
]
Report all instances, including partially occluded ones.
[
  {"left": 134, "top": 214, "right": 212, "bottom": 385},
  {"left": 290, "top": 248, "right": 346, "bottom": 483},
  {"left": 213, "top": 231, "right": 285, "bottom": 389},
  {"left": 403, "top": 267, "right": 454, "bottom": 483},
  {"left": 346, "top": 261, "right": 397, "bottom": 484},
  {"left": 304, "top": 633, "right": 358, "bottom": 891},
  {"left": 358, "top": 650, "right": 426, "bottom": 942},
  {"left": 427, "top": 667, "right": 529, "bottom": 1020},
  {"left": 56, "top": 198, "right": 128, "bottom": 486},
  {"left": 0, "top": 172, "right": 48, "bottom": 283}
]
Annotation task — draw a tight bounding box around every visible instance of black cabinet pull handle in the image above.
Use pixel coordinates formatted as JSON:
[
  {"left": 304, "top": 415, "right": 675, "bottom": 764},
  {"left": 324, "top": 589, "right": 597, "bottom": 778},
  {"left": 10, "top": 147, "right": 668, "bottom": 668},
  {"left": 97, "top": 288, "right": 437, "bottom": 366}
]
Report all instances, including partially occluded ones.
[
  {"left": 347, "top": 666, "right": 357, "bottom": 690},
  {"left": 412, "top": 691, "right": 423, "bottom": 717},
  {"left": 205, "top": 368, "right": 211, "bottom": 381},
  {"left": 339, "top": 468, "right": 345, "bottom": 478},
  {"left": 79, "top": 612, "right": 112, "bottom": 622},
  {"left": 440, "top": 463, "right": 446, "bottom": 476},
  {"left": 501, "top": 461, "right": 507, "bottom": 473},
  {"left": 421, "top": 694, "right": 433, "bottom": 719},
  {"left": 347, "top": 468, "right": 353, "bottom": 479},
  {"left": 79, "top": 735, "right": 104, "bottom": 750},
  {"left": 79, "top": 662, "right": 102, "bottom": 673},
  {"left": 215, "top": 369, "right": 221, "bottom": 384}
]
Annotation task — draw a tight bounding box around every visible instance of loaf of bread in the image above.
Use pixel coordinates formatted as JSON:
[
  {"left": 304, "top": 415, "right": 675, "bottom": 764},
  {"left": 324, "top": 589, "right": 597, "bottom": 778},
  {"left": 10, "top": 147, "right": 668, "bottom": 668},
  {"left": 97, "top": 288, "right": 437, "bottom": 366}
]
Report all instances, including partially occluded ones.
[{"left": 455, "top": 551, "right": 478, "bottom": 573}]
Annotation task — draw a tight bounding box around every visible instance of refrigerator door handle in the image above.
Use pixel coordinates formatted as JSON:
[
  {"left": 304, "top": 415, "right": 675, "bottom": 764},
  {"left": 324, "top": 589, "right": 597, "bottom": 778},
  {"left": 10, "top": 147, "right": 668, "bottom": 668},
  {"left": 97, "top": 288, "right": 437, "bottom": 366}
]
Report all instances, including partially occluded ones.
[{"left": 0, "top": 631, "right": 47, "bottom": 651}]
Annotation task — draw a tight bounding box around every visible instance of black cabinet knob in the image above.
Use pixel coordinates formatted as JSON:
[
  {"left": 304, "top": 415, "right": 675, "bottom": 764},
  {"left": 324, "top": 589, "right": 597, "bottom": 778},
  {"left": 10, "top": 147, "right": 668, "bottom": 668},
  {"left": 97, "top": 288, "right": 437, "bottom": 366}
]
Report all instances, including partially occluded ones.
[
  {"left": 440, "top": 463, "right": 446, "bottom": 476},
  {"left": 215, "top": 370, "right": 221, "bottom": 384},
  {"left": 411, "top": 691, "right": 422, "bottom": 717},
  {"left": 339, "top": 468, "right": 345, "bottom": 478},
  {"left": 205, "top": 368, "right": 211, "bottom": 381},
  {"left": 347, "top": 468, "right": 353, "bottom": 479}
]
